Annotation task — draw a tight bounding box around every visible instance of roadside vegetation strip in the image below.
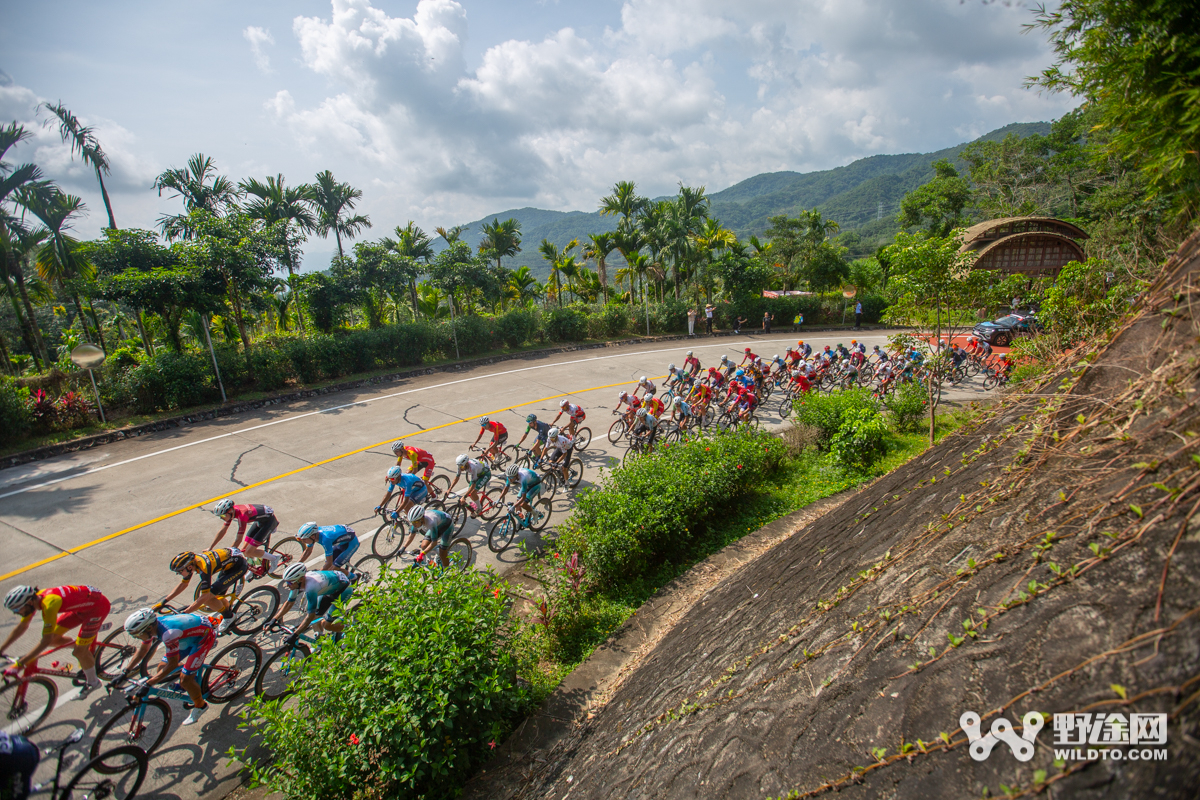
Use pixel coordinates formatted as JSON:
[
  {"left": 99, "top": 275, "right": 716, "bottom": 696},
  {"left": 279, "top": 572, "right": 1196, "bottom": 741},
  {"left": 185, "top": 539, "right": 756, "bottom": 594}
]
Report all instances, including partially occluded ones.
[{"left": 0, "top": 376, "right": 652, "bottom": 582}]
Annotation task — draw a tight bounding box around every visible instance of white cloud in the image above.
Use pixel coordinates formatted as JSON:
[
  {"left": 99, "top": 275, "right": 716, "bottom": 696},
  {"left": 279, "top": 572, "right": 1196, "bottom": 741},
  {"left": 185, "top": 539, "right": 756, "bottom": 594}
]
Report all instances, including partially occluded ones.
[
  {"left": 262, "top": 0, "right": 1071, "bottom": 226},
  {"left": 244, "top": 26, "right": 276, "bottom": 73}
]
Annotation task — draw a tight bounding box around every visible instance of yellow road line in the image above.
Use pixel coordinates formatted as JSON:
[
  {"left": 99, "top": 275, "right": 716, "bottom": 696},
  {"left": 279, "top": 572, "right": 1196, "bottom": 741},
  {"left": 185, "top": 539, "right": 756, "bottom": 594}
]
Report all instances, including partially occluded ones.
[{"left": 1, "top": 375, "right": 660, "bottom": 581}]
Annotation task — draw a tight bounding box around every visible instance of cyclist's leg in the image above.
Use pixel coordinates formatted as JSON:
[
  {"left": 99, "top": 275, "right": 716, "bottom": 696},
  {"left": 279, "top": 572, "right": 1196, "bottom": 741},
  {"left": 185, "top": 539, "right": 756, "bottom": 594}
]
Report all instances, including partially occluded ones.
[
  {"left": 179, "top": 632, "right": 215, "bottom": 710},
  {"left": 330, "top": 535, "right": 360, "bottom": 571}
]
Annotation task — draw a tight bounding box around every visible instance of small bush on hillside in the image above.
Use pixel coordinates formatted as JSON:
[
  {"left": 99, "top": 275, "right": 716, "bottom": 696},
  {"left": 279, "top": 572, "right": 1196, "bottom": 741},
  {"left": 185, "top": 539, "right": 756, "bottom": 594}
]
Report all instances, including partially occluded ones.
[
  {"left": 831, "top": 406, "right": 890, "bottom": 471},
  {"left": 0, "top": 378, "right": 32, "bottom": 445},
  {"left": 544, "top": 307, "right": 588, "bottom": 342},
  {"left": 245, "top": 566, "right": 524, "bottom": 800},
  {"left": 557, "top": 428, "right": 786, "bottom": 589},
  {"left": 121, "top": 351, "right": 214, "bottom": 413},
  {"left": 883, "top": 380, "right": 927, "bottom": 433},
  {"left": 248, "top": 343, "right": 296, "bottom": 391},
  {"left": 496, "top": 308, "right": 540, "bottom": 347},
  {"left": 792, "top": 388, "right": 879, "bottom": 445}
]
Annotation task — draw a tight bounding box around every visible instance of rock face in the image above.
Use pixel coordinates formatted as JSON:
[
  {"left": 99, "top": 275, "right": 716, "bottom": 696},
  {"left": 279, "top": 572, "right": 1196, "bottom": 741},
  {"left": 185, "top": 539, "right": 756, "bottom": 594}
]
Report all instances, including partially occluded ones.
[{"left": 473, "top": 229, "right": 1200, "bottom": 799}]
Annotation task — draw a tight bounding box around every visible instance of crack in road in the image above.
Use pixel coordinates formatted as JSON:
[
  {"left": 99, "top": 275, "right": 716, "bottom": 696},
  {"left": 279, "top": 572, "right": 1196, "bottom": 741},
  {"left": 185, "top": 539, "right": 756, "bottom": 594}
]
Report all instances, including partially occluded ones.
[
  {"left": 228, "top": 444, "right": 264, "bottom": 487},
  {"left": 402, "top": 404, "right": 426, "bottom": 430}
]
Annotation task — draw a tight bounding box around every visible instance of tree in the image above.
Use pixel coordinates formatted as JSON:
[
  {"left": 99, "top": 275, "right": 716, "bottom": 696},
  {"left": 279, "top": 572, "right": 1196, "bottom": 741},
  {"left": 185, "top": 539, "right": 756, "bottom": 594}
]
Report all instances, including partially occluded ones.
[
  {"left": 387, "top": 222, "right": 434, "bottom": 320},
  {"left": 763, "top": 214, "right": 808, "bottom": 289},
  {"left": 478, "top": 218, "right": 522, "bottom": 272},
  {"left": 764, "top": 210, "right": 846, "bottom": 292},
  {"left": 0, "top": 123, "right": 52, "bottom": 367},
  {"left": 539, "top": 239, "right": 565, "bottom": 308},
  {"left": 299, "top": 270, "right": 358, "bottom": 333},
  {"left": 897, "top": 159, "right": 972, "bottom": 238},
  {"left": 240, "top": 175, "right": 316, "bottom": 274},
  {"left": 154, "top": 154, "right": 241, "bottom": 240},
  {"left": 584, "top": 231, "right": 617, "bottom": 303},
  {"left": 41, "top": 102, "right": 118, "bottom": 230},
  {"left": 100, "top": 263, "right": 222, "bottom": 352},
  {"left": 713, "top": 241, "right": 773, "bottom": 300},
  {"left": 1028, "top": 0, "right": 1200, "bottom": 220},
  {"left": 507, "top": 266, "right": 542, "bottom": 307},
  {"left": 81, "top": 228, "right": 179, "bottom": 355},
  {"left": 21, "top": 186, "right": 98, "bottom": 344},
  {"left": 882, "top": 231, "right": 1000, "bottom": 443},
  {"left": 309, "top": 170, "right": 371, "bottom": 258}
]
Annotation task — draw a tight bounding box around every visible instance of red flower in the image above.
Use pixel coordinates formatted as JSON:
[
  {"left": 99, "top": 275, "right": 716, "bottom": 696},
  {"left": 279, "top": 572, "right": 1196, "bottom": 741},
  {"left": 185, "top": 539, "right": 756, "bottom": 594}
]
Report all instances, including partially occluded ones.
[
  {"left": 349, "top": 734, "right": 360, "bottom": 745},
  {"left": 489, "top": 740, "right": 498, "bottom": 749},
  {"left": 737, "top": 464, "right": 743, "bottom": 469},
  {"left": 493, "top": 588, "right": 501, "bottom": 598}
]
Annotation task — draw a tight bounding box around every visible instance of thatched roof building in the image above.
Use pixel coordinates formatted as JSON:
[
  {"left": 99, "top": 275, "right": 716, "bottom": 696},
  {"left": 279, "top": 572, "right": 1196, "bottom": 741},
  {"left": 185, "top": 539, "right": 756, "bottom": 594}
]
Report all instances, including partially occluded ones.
[{"left": 960, "top": 217, "right": 1088, "bottom": 277}]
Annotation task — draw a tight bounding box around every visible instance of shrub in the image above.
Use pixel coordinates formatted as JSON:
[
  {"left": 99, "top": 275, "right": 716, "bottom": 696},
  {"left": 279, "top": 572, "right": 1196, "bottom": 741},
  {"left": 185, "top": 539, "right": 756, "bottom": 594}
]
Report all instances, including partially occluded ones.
[
  {"left": 0, "top": 377, "right": 32, "bottom": 445},
  {"left": 544, "top": 307, "right": 588, "bottom": 342},
  {"left": 55, "top": 391, "right": 93, "bottom": 428},
  {"left": 27, "top": 388, "right": 58, "bottom": 433},
  {"left": 792, "top": 388, "right": 879, "bottom": 445},
  {"left": 831, "top": 406, "right": 890, "bottom": 471},
  {"left": 557, "top": 428, "right": 786, "bottom": 589},
  {"left": 586, "top": 304, "right": 628, "bottom": 339},
  {"left": 245, "top": 566, "right": 524, "bottom": 800},
  {"left": 883, "top": 380, "right": 927, "bottom": 433},
  {"left": 495, "top": 308, "right": 540, "bottom": 348},
  {"left": 248, "top": 341, "right": 297, "bottom": 391},
  {"left": 121, "top": 351, "right": 215, "bottom": 413}
]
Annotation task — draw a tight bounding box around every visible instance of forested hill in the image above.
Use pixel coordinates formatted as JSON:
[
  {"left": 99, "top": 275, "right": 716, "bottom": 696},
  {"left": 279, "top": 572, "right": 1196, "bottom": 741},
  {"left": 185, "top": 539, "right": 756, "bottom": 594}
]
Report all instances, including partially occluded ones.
[{"left": 454, "top": 121, "right": 1049, "bottom": 276}]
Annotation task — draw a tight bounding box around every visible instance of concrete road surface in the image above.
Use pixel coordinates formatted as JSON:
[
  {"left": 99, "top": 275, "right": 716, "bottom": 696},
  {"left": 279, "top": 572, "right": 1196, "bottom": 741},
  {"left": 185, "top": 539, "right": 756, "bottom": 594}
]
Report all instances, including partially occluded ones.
[{"left": 0, "top": 330, "right": 995, "bottom": 799}]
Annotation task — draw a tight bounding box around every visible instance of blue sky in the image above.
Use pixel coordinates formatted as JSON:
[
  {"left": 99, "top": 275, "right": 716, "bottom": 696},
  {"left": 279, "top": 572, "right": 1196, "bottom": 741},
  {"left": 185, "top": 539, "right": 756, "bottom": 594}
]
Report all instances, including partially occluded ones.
[{"left": 1, "top": 0, "right": 1073, "bottom": 269}]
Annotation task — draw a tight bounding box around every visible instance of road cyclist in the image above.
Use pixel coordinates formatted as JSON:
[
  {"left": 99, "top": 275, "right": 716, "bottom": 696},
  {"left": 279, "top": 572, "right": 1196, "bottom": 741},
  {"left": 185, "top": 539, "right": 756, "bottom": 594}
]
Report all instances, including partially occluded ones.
[
  {"left": 471, "top": 417, "right": 508, "bottom": 464},
  {"left": 114, "top": 608, "right": 218, "bottom": 727},
  {"left": 448, "top": 453, "right": 491, "bottom": 520},
  {"left": 158, "top": 549, "right": 248, "bottom": 635},
  {"left": 549, "top": 398, "right": 587, "bottom": 440},
  {"left": 210, "top": 500, "right": 281, "bottom": 579},
  {"left": 267, "top": 563, "right": 354, "bottom": 644},
  {"left": 294, "top": 522, "right": 360, "bottom": 572},
  {"left": 682, "top": 350, "right": 702, "bottom": 378},
  {"left": 1, "top": 585, "right": 111, "bottom": 693}
]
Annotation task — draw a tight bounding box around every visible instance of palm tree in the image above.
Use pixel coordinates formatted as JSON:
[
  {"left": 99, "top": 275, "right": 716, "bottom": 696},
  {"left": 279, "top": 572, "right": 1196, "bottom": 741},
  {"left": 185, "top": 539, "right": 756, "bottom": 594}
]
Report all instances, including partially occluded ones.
[
  {"left": 240, "top": 174, "right": 316, "bottom": 274},
  {"left": 0, "top": 123, "right": 52, "bottom": 367},
  {"left": 599, "top": 180, "right": 648, "bottom": 222},
  {"left": 508, "top": 266, "right": 542, "bottom": 306},
  {"left": 309, "top": 170, "right": 371, "bottom": 258},
  {"left": 584, "top": 231, "right": 617, "bottom": 304},
  {"left": 21, "top": 187, "right": 97, "bottom": 343},
  {"left": 539, "top": 239, "right": 563, "bottom": 307},
  {"left": 41, "top": 102, "right": 117, "bottom": 229},
  {"left": 388, "top": 221, "right": 434, "bottom": 319},
  {"left": 153, "top": 154, "right": 241, "bottom": 240},
  {"left": 479, "top": 217, "right": 522, "bottom": 271},
  {"left": 436, "top": 225, "right": 465, "bottom": 245}
]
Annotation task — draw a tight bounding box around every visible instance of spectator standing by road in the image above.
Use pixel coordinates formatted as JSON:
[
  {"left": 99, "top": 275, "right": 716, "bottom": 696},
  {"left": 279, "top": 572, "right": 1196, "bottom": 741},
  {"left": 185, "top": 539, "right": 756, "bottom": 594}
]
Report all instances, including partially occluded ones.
[
  {"left": 762, "top": 311, "right": 773, "bottom": 334},
  {"left": 734, "top": 315, "right": 747, "bottom": 334},
  {"left": 687, "top": 307, "right": 697, "bottom": 338},
  {"left": 854, "top": 300, "right": 863, "bottom": 330},
  {"left": 705, "top": 303, "right": 715, "bottom": 334},
  {"left": 793, "top": 312, "right": 803, "bottom": 332}
]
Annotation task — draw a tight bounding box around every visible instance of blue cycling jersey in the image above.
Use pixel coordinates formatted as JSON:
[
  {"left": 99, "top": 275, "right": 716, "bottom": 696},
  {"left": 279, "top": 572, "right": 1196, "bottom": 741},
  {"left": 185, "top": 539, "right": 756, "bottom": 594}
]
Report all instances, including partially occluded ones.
[
  {"left": 507, "top": 467, "right": 542, "bottom": 492},
  {"left": 313, "top": 524, "right": 355, "bottom": 552},
  {"left": 288, "top": 570, "right": 352, "bottom": 614},
  {"left": 387, "top": 473, "right": 425, "bottom": 495},
  {"left": 527, "top": 420, "right": 551, "bottom": 441},
  {"left": 155, "top": 613, "right": 214, "bottom": 658}
]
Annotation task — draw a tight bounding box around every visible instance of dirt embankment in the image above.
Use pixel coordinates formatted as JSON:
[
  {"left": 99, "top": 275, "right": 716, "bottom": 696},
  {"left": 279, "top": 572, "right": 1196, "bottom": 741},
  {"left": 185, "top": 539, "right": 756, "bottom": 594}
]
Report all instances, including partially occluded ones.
[{"left": 469, "top": 230, "right": 1200, "bottom": 799}]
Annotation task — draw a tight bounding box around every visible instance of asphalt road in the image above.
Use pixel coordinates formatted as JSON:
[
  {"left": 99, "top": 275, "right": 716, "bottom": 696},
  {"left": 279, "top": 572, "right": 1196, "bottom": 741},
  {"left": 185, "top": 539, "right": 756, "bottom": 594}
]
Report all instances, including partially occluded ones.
[{"left": 0, "top": 329, "right": 997, "bottom": 800}]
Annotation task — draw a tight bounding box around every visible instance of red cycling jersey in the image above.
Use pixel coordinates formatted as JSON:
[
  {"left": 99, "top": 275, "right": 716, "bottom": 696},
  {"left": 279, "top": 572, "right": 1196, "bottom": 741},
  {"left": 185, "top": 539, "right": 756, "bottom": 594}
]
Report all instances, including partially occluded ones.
[
  {"left": 482, "top": 420, "right": 508, "bottom": 438},
  {"left": 32, "top": 586, "right": 110, "bottom": 641}
]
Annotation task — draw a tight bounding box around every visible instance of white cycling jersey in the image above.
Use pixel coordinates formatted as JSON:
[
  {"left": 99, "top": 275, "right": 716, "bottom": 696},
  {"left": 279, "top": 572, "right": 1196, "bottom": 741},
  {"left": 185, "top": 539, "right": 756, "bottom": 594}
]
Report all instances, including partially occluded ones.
[{"left": 552, "top": 435, "right": 574, "bottom": 454}]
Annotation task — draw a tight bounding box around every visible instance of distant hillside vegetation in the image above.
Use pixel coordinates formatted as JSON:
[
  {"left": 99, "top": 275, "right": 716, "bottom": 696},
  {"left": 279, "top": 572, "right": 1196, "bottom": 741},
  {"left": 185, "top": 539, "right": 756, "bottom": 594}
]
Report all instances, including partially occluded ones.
[{"left": 455, "top": 121, "right": 1050, "bottom": 277}]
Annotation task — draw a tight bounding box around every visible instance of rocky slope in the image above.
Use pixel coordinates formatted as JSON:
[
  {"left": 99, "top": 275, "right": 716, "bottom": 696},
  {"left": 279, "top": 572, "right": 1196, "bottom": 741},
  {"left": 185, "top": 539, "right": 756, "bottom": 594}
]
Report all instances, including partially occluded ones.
[{"left": 469, "top": 229, "right": 1200, "bottom": 799}]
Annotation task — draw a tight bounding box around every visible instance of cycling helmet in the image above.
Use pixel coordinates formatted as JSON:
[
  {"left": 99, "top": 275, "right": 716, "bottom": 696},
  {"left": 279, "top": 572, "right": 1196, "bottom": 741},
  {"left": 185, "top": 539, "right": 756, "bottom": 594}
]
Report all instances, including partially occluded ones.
[
  {"left": 387, "top": 465, "right": 403, "bottom": 480},
  {"left": 744, "top": 347, "right": 752, "bottom": 353},
  {"left": 281, "top": 562, "right": 308, "bottom": 583},
  {"left": 797, "top": 340, "right": 804, "bottom": 346},
  {"left": 407, "top": 505, "right": 426, "bottom": 523},
  {"left": 298, "top": 521, "right": 319, "bottom": 539},
  {"left": 124, "top": 608, "right": 158, "bottom": 637},
  {"left": 668, "top": 363, "right": 677, "bottom": 372},
  {"left": 213, "top": 499, "right": 234, "bottom": 517},
  {"left": 618, "top": 391, "right": 629, "bottom": 401},
  {"left": 170, "top": 552, "right": 196, "bottom": 573},
  {"left": 390, "top": 441, "right": 406, "bottom": 455},
  {"left": 735, "top": 369, "right": 745, "bottom": 377},
  {"left": 639, "top": 376, "right": 648, "bottom": 384},
  {"left": 720, "top": 355, "right": 729, "bottom": 363},
  {"left": 636, "top": 407, "right": 647, "bottom": 417},
  {"left": 851, "top": 339, "right": 857, "bottom": 344},
  {"left": 559, "top": 399, "right": 569, "bottom": 408},
  {"left": 526, "top": 413, "right": 537, "bottom": 423},
  {"left": 3, "top": 585, "right": 37, "bottom": 612},
  {"left": 837, "top": 343, "right": 843, "bottom": 348},
  {"left": 873, "top": 344, "right": 880, "bottom": 350},
  {"left": 686, "top": 350, "right": 694, "bottom": 357},
  {"left": 456, "top": 454, "right": 470, "bottom": 468},
  {"left": 999, "top": 354, "right": 1008, "bottom": 360},
  {"left": 506, "top": 464, "right": 520, "bottom": 479},
  {"left": 547, "top": 426, "right": 560, "bottom": 439},
  {"left": 479, "top": 416, "right": 489, "bottom": 426},
  {"left": 773, "top": 355, "right": 780, "bottom": 361}
]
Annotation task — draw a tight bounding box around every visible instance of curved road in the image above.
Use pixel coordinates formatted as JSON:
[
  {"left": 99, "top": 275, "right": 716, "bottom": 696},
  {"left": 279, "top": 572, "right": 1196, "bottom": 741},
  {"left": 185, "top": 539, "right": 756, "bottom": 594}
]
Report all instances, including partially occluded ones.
[{"left": 0, "top": 330, "right": 994, "bottom": 799}]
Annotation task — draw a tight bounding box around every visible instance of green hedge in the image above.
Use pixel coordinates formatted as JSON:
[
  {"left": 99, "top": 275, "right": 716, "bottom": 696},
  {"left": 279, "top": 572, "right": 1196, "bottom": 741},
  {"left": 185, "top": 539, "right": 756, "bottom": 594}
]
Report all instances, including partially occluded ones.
[
  {"left": 0, "top": 377, "right": 32, "bottom": 445},
  {"left": 120, "top": 350, "right": 217, "bottom": 413},
  {"left": 246, "top": 566, "right": 524, "bottom": 800},
  {"left": 792, "top": 387, "right": 880, "bottom": 445},
  {"left": 557, "top": 428, "right": 786, "bottom": 588}
]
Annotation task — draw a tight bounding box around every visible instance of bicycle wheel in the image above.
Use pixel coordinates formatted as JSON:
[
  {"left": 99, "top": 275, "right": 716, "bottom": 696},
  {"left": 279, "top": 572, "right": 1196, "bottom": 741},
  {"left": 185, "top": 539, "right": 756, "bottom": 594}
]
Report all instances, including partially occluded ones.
[
  {"left": 540, "top": 470, "right": 560, "bottom": 497},
  {"left": 267, "top": 537, "right": 307, "bottom": 578},
  {"left": 622, "top": 443, "right": 641, "bottom": 464},
  {"left": 481, "top": 486, "right": 506, "bottom": 522},
  {"left": 573, "top": 427, "right": 592, "bottom": 450},
  {"left": 448, "top": 501, "right": 469, "bottom": 535},
  {"left": 983, "top": 374, "right": 999, "bottom": 390},
  {"left": 195, "top": 575, "right": 243, "bottom": 603},
  {"left": 487, "top": 516, "right": 517, "bottom": 552},
  {"left": 427, "top": 474, "right": 451, "bottom": 502},
  {"left": 203, "top": 640, "right": 262, "bottom": 703},
  {"left": 91, "top": 698, "right": 171, "bottom": 770},
  {"left": 607, "top": 418, "right": 627, "bottom": 444},
  {"left": 567, "top": 457, "right": 583, "bottom": 489},
  {"left": 0, "top": 677, "right": 57, "bottom": 736},
  {"left": 63, "top": 745, "right": 148, "bottom": 799},
  {"left": 502, "top": 444, "right": 521, "bottom": 465},
  {"left": 96, "top": 627, "right": 145, "bottom": 681},
  {"left": 778, "top": 395, "right": 794, "bottom": 420},
  {"left": 372, "top": 517, "right": 407, "bottom": 560},
  {"left": 445, "top": 538, "right": 474, "bottom": 572},
  {"left": 255, "top": 642, "right": 312, "bottom": 702},
  {"left": 229, "top": 586, "right": 280, "bottom": 636},
  {"left": 529, "top": 497, "right": 553, "bottom": 532},
  {"left": 352, "top": 554, "right": 388, "bottom": 594}
]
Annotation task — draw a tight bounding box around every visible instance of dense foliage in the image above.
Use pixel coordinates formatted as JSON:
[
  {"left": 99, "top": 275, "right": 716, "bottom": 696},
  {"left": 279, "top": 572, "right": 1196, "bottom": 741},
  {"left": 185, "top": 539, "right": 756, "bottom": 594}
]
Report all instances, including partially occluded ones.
[
  {"left": 557, "top": 429, "right": 787, "bottom": 589},
  {"left": 245, "top": 566, "right": 523, "bottom": 800}
]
